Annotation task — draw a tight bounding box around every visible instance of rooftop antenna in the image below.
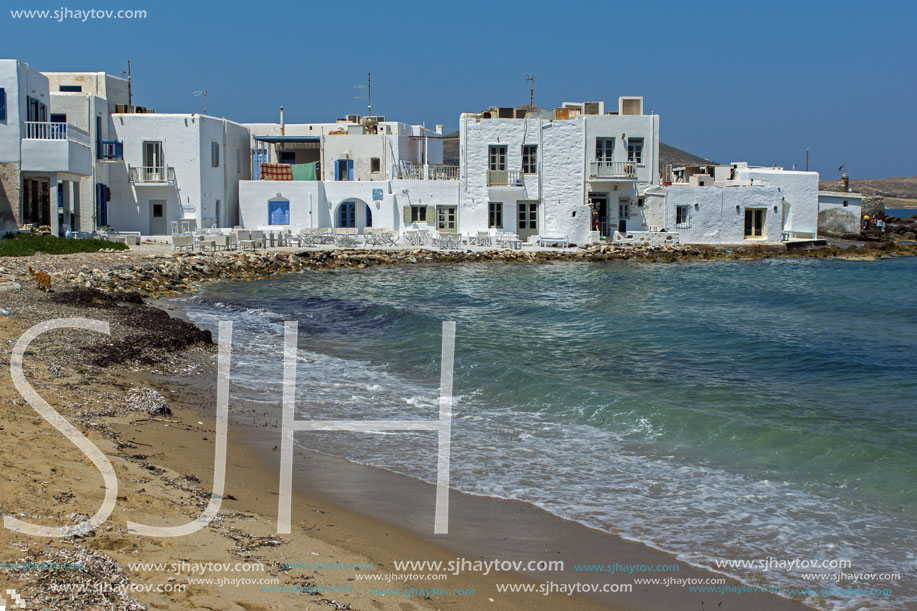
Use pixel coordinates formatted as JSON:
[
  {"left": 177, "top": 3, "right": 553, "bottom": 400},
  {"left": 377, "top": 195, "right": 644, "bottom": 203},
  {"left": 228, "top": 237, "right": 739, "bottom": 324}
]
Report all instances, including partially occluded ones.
[
  {"left": 353, "top": 72, "right": 371, "bottom": 116},
  {"left": 193, "top": 89, "right": 207, "bottom": 114},
  {"left": 525, "top": 74, "right": 534, "bottom": 110},
  {"left": 121, "top": 60, "right": 132, "bottom": 110}
]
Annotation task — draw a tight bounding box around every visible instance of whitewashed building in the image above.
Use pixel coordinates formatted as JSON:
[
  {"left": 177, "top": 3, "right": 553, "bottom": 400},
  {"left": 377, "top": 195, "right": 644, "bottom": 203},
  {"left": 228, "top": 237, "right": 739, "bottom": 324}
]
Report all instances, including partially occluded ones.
[
  {"left": 818, "top": 191, "right": 864, "bottom": 235},
  {"left": 0, "top": 59, "right": 91, "bottom": 234},
  {"left": 43, "top": 70, "right": 131, "bottom": 232},
  {"left": 239, "top": 97, "right": 660, "bottom": 244},
  {"left": 648, "top": 162, "right": 821, "bottom": 244},
  {"left": 102, "top": 113, "right": 250, "bottom": 234},
  {"left": 240, "top": 116, "right": 455, "bottom": 233}
]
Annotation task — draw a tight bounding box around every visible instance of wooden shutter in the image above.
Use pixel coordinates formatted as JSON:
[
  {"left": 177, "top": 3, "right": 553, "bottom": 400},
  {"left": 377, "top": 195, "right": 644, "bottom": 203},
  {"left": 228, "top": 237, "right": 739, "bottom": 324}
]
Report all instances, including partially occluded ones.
[
  {"left": 403, "top": 205, "right": 412, "bottom": 226},
  {"left": 427, "top": 206, "right": 436, "bottom": 226}
]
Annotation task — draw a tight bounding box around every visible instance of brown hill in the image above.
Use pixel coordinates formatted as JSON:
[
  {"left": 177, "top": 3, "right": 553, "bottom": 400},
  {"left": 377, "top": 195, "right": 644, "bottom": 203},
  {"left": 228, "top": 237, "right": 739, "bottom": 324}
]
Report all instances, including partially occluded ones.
[{"left": 819, "top": 176, "right": 917, "bottom": 200}]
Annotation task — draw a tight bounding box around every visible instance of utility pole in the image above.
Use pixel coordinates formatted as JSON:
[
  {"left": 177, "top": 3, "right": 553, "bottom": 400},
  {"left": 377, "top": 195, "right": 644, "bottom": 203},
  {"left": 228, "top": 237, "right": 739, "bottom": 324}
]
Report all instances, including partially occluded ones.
[
  {"left": 354, "top": 72, "right": 372, "bottom": 116},
  {"left": 806, "top": 147, "right": 809, "bottom": 172},
  {"left": 526, "top": 74, "right": 535, "bottom": 110}
]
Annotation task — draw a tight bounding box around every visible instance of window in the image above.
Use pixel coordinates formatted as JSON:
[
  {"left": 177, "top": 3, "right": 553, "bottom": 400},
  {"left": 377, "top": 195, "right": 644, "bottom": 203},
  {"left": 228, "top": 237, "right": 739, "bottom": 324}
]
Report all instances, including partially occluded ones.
[
  {"left": 50, "top": 113, "right": 67, "bottom": 123},
  {"left": 142, "top": 141, "right": 163, "bottom": 168},
  {"left": 842, "top": 200, "right": 848, "bottom": 207},
  {"left": 627, "top": 138, "right": 644, "bottom": 164},
  {"left": 437, "top": 206, "right": 456, "bottom": 230},
  {"left": 619, "top": 202, "right": 630, "bottom": 218},
  {"left": 211, "top": 142, "right": 220, "bottom": 167},
  {"left": 268, "top": 200, "right": 290, "bottom": 225},
  {"left": 744, "top": 208, "right": 765, "bottom": 238},
  {"left": 488, "top": 202, "right": 503, "bottom": 228},
  {"left": 522, "top": 145, "right": 537, "bottom": 174},
  {"left": 279, "top": 151, "right": 296, "bottom": 165},
  {"left": 410, "top": 206, "right": 427, "bottom": 223},
  {"left": 675, "top": 205, "right": 690, "bottom": 227},
  {"left": 489, "top": 145, "right": 507, "bottom": 171},
  {"left": 596, "top": 138, "right": 615, "bottom": 162},
  {"left": 371, "top": 157, "right": 381, "bottom": 173},
  {"left": 59, "top": 85, "right": 82, "bottom": 92},
  {"left": 0, "top": 88, "right": 6, "bottom": 121}
]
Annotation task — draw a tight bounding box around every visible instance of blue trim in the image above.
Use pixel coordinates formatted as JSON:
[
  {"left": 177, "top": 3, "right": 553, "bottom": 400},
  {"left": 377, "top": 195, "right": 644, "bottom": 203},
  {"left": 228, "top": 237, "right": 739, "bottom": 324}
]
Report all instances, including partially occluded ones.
[{"left": 0, "top": 88, "right": 6, "bottom": 121}]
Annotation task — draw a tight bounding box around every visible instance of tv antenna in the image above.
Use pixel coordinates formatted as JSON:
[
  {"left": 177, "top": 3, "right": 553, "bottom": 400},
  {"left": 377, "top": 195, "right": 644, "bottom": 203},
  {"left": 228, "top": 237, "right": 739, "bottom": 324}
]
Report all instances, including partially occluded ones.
[
  {"left": 525, "top": 74, "right": 535, "bottom": 110},
  {"left": 354, "top": 72, "right": 371, "bottom": 115},
  {"left": 192, "top": 89, "right": 207, "bottom": 114}
]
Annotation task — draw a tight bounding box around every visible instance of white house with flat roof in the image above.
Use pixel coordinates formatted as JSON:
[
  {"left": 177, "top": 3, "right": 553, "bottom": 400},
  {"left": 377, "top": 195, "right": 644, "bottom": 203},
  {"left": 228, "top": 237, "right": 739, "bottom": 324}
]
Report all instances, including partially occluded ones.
[
  {"left": 239, "top": 97, "right": 659, "bottom": 244},
  {"left": 818, "top": 190, "right": 864, "bottom": 235},
  {"left": 0, "top": 59, "right": 91, "bottom": 235},
  {"left": 43, "top": 70, "right": 131, "bottom": 232},
  {"left": 103, "top": 113, "right": 250, "bottom": 234},
  {"left": 648, "top": 162, "right": 821, "bottom": 244}
]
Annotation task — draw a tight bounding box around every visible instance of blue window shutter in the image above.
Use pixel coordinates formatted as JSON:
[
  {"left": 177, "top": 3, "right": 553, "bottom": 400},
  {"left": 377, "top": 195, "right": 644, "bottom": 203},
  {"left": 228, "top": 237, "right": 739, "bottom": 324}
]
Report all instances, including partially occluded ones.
[
  {"left": 0, "top": 88, "right": 6, "bottom": 121},
  {"left": 346, "top": 160, "right": 354, "bottom": 181}
]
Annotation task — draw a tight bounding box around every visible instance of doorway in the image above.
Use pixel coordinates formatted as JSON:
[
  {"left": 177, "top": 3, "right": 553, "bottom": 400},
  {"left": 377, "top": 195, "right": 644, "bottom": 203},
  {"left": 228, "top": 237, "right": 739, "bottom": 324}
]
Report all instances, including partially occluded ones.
[
  {"left": 149, "top": 199, "right": 167, "bottom": 235},
  {"left": 516, "top": 201, "right": 538, "bottom": 240},
  {"left": 618, "top": 198, "right": 631, "bottom": 232},
  {"left": 589, "top": 193, "right": 608, "bottom": 236}
]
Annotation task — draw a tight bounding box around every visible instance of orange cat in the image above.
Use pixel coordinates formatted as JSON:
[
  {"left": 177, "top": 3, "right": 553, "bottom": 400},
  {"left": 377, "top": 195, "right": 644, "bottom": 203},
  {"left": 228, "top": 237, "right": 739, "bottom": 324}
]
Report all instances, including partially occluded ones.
[{"left": 28, "top": 266, "right": 51, "bottom": 291}]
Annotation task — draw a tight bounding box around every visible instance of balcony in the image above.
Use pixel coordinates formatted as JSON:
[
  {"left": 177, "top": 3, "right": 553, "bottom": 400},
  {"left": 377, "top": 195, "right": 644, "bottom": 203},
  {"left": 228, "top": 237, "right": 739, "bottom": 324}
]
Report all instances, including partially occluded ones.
[
  {"left": 486, "top": 169, "right": 523, "bottom": 187},
  {"left": 97, "top": 140, "right": 123, "bottom": 160},
  {"left": 395, "top": 163, "right": 460, "bottom": 180},
  {"left": 589, "top": 161, "right": 636, "bottom": 179},
  {"left": 129, "top": 165, "right": 176, "bottom": 184},
  {"left": 20, "top": 121, "right": 92, "bottom": 175}
]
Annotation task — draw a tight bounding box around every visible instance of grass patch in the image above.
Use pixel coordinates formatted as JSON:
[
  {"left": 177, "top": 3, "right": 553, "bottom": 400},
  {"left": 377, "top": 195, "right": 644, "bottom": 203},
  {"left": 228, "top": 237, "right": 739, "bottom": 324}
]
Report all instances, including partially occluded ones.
[{"left": 0, "top": 232, "right": 129, "bottom": 256}]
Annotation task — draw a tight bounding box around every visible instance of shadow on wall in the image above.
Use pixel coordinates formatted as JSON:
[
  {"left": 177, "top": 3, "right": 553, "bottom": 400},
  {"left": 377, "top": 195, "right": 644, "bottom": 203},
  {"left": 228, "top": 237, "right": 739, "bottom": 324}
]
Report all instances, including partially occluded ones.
[{"left": 0, "top": 180, "right": 17, "bottom": 232}]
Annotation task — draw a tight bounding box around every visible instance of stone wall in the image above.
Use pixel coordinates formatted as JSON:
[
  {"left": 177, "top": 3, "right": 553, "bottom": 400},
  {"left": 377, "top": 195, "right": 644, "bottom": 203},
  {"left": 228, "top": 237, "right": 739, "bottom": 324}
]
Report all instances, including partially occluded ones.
[{"left": 0, "top": 162, "right": 21, "bottom": 231}]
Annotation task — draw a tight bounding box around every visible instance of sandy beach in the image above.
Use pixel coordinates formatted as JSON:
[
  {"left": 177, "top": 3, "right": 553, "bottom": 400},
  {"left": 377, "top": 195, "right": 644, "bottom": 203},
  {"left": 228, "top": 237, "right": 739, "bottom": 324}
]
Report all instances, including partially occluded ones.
[{"left": 1, "top": 243, "right": 889, "bottom": 609}]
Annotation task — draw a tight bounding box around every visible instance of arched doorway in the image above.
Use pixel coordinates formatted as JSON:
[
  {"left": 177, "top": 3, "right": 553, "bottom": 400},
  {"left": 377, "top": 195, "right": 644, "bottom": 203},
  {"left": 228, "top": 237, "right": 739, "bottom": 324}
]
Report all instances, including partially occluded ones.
[{"left": 334, "top": 199, "right": 372, "bottom": 232}]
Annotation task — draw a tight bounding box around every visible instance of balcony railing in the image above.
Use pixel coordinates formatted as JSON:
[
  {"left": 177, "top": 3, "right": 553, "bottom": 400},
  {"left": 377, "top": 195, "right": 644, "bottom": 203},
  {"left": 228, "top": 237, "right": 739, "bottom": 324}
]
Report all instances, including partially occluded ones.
[
  {"left": 23, "top": 121, "right": 91, "bottom": 147},
  {"left": 486, "top": 169, "right": 523, "bottom": 187},
  {"left": 395, "top": 163, "right": 460, "bottom": 180},
  {"left": 97, "top": 140, "right": 123, "bottom": 160},
  {"left": 129, "top": 165, "right": 175, "bottom": 184},
  {"left": 589, "top": 160, "right": 636, "bottom": 179},
  {"left": 427, "top": 164, "right": 459, "bottom": 180}
]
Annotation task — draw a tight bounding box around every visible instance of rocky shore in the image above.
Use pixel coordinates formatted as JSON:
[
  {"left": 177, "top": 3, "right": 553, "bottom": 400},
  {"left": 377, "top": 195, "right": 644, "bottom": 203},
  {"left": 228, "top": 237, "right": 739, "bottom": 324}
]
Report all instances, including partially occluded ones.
[{"left": 2, "top": 239, "right": 916, "bottom": 300}]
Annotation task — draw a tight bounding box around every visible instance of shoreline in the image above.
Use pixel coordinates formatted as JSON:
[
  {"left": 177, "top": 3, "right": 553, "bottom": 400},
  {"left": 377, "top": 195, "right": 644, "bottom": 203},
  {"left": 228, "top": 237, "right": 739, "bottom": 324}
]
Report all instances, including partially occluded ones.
[{"left": 1, "top": 245, "right": 893, "bottom": 609}]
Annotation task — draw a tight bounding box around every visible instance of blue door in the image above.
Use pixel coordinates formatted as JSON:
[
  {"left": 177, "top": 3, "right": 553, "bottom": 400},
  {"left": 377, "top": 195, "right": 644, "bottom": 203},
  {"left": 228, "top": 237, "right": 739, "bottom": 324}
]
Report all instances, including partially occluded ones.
[
  {"left": 96, "top": 183, "right": 108, "bottom": 227},
  {"left": 339, "top": 201, "right": 355, "bottom": 227},
  {"left": 252, "top": 149, "right": 269, "bottom": 179},
  {"left": 335, "top": 159, "right": 354, "bottom": 181}
]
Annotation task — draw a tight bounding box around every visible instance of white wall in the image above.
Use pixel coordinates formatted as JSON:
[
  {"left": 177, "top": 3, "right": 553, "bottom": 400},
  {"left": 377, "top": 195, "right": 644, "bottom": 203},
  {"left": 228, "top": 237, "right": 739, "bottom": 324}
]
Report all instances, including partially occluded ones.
[
  {"left": 818, "top": 193, "right": 862, "bottom": 235},
  {"left": 665, "top": 185, "right": 784, "bottom": 244},
  {"left": 733, "top": 167, "right": 819, "bottom": 236},
  {"left": 0, "top": 59, "right": 51, "bottom": 162},
  {"left": 108, "top": 114, "right": 250, "bottom": 233}
]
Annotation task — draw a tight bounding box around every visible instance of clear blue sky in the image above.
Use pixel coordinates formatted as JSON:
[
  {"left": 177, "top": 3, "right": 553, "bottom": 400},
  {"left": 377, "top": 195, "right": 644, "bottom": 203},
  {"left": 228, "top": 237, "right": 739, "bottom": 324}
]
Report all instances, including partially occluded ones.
[{"left": 5, "top": 0, "right": 915, "bottom": 178}]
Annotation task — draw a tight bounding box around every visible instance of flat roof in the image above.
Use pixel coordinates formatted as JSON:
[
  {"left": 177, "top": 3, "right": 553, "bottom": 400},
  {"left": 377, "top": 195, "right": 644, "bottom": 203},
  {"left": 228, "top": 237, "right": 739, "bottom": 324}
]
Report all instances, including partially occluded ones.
[
  {"left": 253, "top": 136, "right": 321, "bottom": 143},
  {"left": 818, "top": 191, "right": 866, "bottom": 199}
]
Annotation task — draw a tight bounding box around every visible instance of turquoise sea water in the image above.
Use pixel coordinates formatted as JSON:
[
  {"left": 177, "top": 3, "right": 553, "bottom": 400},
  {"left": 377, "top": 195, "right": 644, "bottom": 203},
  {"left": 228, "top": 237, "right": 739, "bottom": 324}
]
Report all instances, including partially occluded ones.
[{"left": 176, "top": 258, "right": 917, "bottom": 610}]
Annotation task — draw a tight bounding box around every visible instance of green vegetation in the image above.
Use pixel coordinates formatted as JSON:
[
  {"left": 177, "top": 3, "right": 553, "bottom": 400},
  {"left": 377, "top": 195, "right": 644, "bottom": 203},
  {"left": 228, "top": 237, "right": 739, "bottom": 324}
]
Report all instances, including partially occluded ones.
[{"left": 0, "top": 232, "right": 129, "bottom": 256}]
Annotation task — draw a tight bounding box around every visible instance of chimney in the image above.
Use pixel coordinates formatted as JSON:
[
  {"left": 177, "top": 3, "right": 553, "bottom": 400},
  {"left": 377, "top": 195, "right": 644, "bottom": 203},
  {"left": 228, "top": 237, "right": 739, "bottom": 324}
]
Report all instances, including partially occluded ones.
[
  {"left": 841, "top": 173, "right": 850, "bottom": 192},
  {"left": 280, "top": 106, "right": 285, "bottom": 136},
  {"left": 435, "top": 124, "right": 444, "bottom": 135}
]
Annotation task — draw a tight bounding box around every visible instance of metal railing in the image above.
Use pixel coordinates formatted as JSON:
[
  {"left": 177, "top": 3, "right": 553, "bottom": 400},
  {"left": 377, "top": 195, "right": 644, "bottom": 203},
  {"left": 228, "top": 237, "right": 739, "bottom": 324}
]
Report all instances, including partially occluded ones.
[
  {"left": 129, "top": 165, "right": 176, "bottom": 183},
  {"left": 23, "top": 121, "right": 92, "bottom": 147},
  {"left": 427, "top": 164, "right": 459, "bottom": 180},
  {"left": 97, "top": 140, "right": 123, "bottom": 160},
  {"left": 589, "top": 160, "right": 636, "bottom": 179},
  {"left": 486, "top": 169, "right": 523, "bottom": 187},
  {"left": 396, "top": 164, "right": 460, "bottom": 180}
]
